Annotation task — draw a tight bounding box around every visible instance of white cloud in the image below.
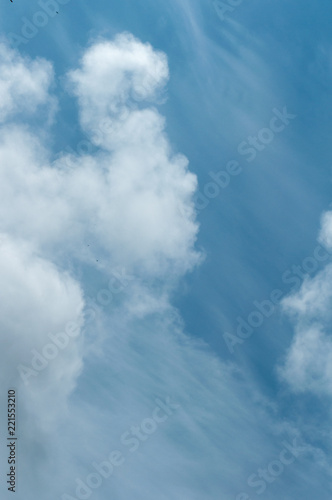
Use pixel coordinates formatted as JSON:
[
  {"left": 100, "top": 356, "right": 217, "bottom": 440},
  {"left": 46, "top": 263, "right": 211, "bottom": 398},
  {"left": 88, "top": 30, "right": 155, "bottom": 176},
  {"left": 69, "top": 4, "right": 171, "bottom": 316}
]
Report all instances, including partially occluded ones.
[
  {"left": 319, "top": 210, "right": 332, "bottom": 251},
  {"left": 67, "top": 33, "right": 169, "bottom": 130},
  {"left": 0, "top": 35, "right": 199, "bottom": 280},
  {"left": 279, "top": 213, "right": 332, "bottom": 396},
  {"left": 0, "top": 232, "right": 84, "bottom": 451},
  {"left": 0, "top": 43, "right": 55, "bottom": 123}
]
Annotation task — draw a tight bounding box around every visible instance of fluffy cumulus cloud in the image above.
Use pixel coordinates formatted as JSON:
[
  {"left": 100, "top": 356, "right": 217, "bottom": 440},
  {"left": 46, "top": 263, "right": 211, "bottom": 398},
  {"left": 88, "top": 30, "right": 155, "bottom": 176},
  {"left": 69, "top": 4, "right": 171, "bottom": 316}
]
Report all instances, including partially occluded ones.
[
  {"left": 0, "top": 43, "right": 54, "bottom": 123},
  {"left": 0, "top": 34, "right": 199, "bottom": 280},
  {"left": 67, "top": 33, "right": 170, "bottom": 129},
  {"left": 279, "top": 211, "right": 332, "bottom": 396},
  {"left": 0, "top": 34, "right": 315, "bottom": 500}
]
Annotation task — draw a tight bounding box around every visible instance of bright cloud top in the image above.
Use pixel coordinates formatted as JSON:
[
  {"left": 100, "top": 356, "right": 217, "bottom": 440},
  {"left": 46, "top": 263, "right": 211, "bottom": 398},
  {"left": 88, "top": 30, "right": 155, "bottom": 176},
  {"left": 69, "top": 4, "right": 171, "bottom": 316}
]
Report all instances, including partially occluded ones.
[{"left": 67, "top": 33, "right": 169, "bottom": 128}]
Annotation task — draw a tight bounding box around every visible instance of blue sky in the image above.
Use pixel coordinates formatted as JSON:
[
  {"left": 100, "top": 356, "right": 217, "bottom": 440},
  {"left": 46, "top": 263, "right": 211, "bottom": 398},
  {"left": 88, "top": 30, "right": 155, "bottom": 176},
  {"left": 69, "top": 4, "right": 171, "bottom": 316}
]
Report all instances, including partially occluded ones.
[{"left": 1, "top": 0, "right": 332, "bottom": 499}]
